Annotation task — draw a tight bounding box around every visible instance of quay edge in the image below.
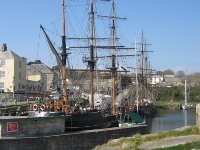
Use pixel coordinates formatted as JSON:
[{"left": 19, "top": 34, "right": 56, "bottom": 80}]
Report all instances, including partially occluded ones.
[{"left": 0, "top": 122, "right": 147, "bottom": 150}]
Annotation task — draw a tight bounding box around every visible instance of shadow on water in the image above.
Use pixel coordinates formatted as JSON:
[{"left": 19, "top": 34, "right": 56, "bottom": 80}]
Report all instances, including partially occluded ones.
[{"left": 146, "top": 108, "right": 196, "bottom": 134}]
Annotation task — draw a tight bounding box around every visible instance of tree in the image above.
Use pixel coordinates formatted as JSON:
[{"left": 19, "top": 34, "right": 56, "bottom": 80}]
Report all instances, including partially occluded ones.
[
  {"left": 176, "top": 70, "right": 185, "bottom": 78},
  {"left": 35, "top": 60, "right": 42, "bottom": 64},
  {"left": 27, "top": 60, "right": 43, "bottom": 65},
  {"left": 188, "top": 72, "right": 200, "bottom": 78},
  {"left": 121, "top": 77, "right": 132, "bottom": 89},
  {"left": 172, "top": 89, "right": 180, "bottom": 99},
  {"left": 163, "top": 69, "right": 175, "bottom": 75},
  {"left": 21, "top": 57, "right": 27, "bottom": 61}
]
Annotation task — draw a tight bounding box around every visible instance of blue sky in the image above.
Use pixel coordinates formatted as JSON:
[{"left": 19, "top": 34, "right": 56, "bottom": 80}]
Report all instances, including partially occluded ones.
[{"left": 0, "top": 0, "right": 200, "bottom": 75}]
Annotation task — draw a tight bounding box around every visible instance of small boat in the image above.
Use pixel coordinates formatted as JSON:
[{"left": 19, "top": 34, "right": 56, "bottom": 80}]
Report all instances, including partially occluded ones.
[
  {"left": 182, "top": 70, "right": 191, "bottom": 110},
  {"left": 182, "top": 104, "right": 191, "bottom": 110},
  {"left": 118, "top": 112, "right": 146, "bottom": 127}
]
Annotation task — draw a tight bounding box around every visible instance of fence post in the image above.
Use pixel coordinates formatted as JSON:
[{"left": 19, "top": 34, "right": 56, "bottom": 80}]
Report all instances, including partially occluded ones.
[{"left": 196, "top": 104, "right": 200, "bottom": 129}]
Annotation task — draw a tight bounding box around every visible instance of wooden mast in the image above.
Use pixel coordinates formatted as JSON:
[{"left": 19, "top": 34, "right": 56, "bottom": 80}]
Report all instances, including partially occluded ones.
[
  {"left": 97, "top": 0, "right": 135, "bottom": 114},
  {"left": 137, "top": 30, "right": 153, "bottom": 104},
  {"left": 89, "top": 0, "right": 95, "bottom": 109},
  {"left": 134, "top": 33, "right": 139, "bottom": 113},
  {"left": 61, "top": 0, "right": 133, "bottom": 111},
  {"left": 111, "top": 0, "right": 117, "bottom": 114},
  {"left": 39, "top": 0, "right": 68, "bottom": 112},
  {"left": 107, "top": 0, "right": 126, "bottom": 114},
  {"left": 61, "top": 0, "right": 67, "bottom": 101}
]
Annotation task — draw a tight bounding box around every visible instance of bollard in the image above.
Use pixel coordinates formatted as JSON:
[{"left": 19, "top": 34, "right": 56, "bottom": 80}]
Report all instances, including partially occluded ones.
[
  {"left": 27, "top": 99, "right": 29, "bottom": 104},
  {"left": 14, "top": 100, "right": 17, "bottom": 105},
  {"left": 196, "top": 104, "right": 200, "bottom": 129}
]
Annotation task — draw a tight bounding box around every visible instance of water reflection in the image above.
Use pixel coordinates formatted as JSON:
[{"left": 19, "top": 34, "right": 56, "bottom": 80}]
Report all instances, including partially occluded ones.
[
  {"left": 184, "top": 110, "right": 188, "bottom": 126},
  {"left": 146, "top": 108, "right": 196, "bottom": 134}
]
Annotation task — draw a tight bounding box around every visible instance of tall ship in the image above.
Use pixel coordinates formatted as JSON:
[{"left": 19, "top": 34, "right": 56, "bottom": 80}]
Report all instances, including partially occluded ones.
[
  {"left": 129, "top": 31, "right": 157, "bottom": 118},
  {"left": 28, "top": 0, "right": 147, "bottom": 131},
  {"left": 28, "top": 0, "right": 154, "bottom": 128}
]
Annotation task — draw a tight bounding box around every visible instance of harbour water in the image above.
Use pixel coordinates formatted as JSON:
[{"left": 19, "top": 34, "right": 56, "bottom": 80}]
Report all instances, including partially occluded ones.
[{"left": 146, "top": 108, "right": 196, "bottom": 134}]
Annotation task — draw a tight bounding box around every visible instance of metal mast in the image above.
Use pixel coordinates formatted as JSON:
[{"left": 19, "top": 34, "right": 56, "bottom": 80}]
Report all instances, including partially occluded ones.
[{"left": 185, "top": 69, "right": 187, "bottom": 105}]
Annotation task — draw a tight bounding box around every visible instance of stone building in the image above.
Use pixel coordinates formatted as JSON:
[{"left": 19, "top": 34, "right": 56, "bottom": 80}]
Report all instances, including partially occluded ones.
[
  {"left": 26, "top": 65, "right": 47, "bottom": 92},
  {"left": 28, "top": 64, "right": 60, "bottom": 92}
]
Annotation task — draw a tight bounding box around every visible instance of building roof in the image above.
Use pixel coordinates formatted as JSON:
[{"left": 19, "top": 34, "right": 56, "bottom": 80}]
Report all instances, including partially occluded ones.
[
  {"left": 28, "top": 64, "right": 53, "bottom": 74},
  {"left": 0, "top": 50, "right": 24, "bottom": 61},
  {"left": 165, "top": 77, "right": 183, "bottom": 82},
  {"left": 26, "top": 65, "right": 42, "bottom": 75}
]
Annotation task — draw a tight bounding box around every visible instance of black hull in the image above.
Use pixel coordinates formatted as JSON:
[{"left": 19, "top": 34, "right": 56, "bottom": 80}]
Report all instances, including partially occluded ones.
[
  {"left": 65, "top": 113, "right": 118, "bottom": 132},
  {"left": 134, "top": 105, "right": 157, "bottom": 118},
  {"left": 28, "top": 111, "right": 119, "bottom": 132}
]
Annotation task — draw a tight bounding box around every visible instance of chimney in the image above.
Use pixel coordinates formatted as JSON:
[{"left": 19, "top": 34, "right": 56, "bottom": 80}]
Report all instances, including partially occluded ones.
[{"left": 2, "top": 44, "right": 7, "bottom": 52}]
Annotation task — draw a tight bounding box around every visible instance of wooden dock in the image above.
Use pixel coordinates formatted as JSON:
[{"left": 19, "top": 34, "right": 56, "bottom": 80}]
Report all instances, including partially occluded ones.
[{"left": 168, "top": 103, "right": 181, "bottom": 110}]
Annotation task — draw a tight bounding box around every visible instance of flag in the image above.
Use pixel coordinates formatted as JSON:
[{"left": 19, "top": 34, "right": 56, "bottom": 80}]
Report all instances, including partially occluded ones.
[{"left": 125, "top": 101, "right": 129, "bottom": 109}]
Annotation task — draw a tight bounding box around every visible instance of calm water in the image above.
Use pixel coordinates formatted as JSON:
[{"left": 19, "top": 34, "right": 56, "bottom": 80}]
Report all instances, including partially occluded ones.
[{"left": 146, "top": 108, "right": 196, "bottom": 134}]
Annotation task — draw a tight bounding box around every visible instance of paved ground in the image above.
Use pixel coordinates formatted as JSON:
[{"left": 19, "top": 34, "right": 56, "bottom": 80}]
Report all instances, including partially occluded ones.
[
  {"left": 139, "top": 126, "right": 200, "bottom": 149},
  {"left": 138, "top": 135, "right": 200, "bottom": 149},
  {"left": 97, "top": 135, "right": 200, "bottom": 150}
]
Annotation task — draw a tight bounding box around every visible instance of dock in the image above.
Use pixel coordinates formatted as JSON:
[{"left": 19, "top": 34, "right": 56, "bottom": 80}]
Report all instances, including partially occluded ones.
[
  {"left": 168, "top": 103, "right": 181, "bottom": 110},
  {"left": 0, "top": 116, "right": 148, "bottom": 150}
]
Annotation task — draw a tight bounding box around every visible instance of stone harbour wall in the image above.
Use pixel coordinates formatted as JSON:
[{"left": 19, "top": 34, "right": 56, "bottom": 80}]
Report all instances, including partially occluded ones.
[
  {"left": 0, "top": 125, "right": 148, "bottom": 150},
  {"left": 0, "top": 116, "right": 66, "bottom": 137}
]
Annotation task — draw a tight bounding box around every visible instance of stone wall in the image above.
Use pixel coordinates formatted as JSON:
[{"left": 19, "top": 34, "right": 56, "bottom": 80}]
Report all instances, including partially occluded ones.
[
  {"left": 0, "top": 116, "right": 66, "bottom": 137},
  {"left": 0, "top": 125, "right": 148, "bottom": 150}
]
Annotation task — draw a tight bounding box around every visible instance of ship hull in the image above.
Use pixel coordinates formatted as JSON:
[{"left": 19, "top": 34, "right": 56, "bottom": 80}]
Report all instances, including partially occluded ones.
[
  {"left": 182, "top": 104, "right": 191, "bottom": 110},
  {"left": 133, "top": 105, "right": 157, "bottom": 118},
  {"left": 65, "top": 113, "right": 118, "bottom": 132}
]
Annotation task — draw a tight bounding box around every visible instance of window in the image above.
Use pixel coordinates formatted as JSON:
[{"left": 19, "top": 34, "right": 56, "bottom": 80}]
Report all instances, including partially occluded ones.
[
  {"left": 0, "top": 71, "right": 5, "bottom": 78},
  {"left": 0, "top": 60, "right": 5, "bottom": 67},
  {"left": 0, "top": 82, "right": 4, "bottom": 89},
  {"left": 19, "top": 72, "right": 22, "bottom": 79},
  {"left": 19, "top": 61, "right": 22, "bottom": 68}
]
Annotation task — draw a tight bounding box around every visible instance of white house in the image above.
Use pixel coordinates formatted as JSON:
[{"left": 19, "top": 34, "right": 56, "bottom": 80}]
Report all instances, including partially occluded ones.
[{"left": 0, "top": 44, "right": 26, "bottom": 93}]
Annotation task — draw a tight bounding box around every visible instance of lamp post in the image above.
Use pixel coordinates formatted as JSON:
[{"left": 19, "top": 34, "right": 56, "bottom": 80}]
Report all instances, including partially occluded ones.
[{"left": 12, "top": 77, "right": 15, "bottom": 101}]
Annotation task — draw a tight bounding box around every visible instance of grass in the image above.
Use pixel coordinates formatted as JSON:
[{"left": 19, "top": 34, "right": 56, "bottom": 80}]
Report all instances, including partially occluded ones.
[
  {"left": 142, "top": 126, "right": 200, "bottom": 142},
  {"left": 93, "top": 126, "right": 200, "bottom": 150},
  {"left": 156, "top": 100, "right": 199, "bottom": 109},
  {"left": 94, "top": 134, "right": 142, "bottom": 150}
]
